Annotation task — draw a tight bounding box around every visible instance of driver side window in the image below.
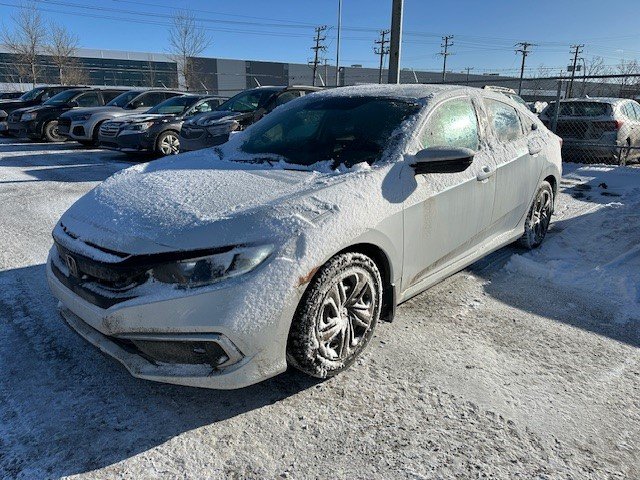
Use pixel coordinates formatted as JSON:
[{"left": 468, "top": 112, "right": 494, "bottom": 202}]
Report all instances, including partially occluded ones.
[{"left": 422, "top": 98, "right": 480, "bottom": 150}]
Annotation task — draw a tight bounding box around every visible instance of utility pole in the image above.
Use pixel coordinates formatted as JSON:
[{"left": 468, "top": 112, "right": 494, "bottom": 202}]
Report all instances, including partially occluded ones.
[
  {"left": 464, "top": 66, "right": 474, "bottom": 85},
  {"left": 323, "top": 58, "right": 329, "bottom": 87},
  {"left": 374, "top": 29, "right": 390, "bottom": 84},
  {"left": 440, "top": 35, "right": 454, "bottom": 83},
  {"left": 568, "top": 44, "right": 584, "bottom": 98},
  {"left": 310, "top": 25, "right": 327, "bottom": 87},
  {"left": 335, "top": 0, "right": 342, "bottom": 87},
  {"left": 515, "top": 42, "right": 536, "bottom": 96},
  {"left": 387, "top": 0, "right": 404, "bottom": 84}
]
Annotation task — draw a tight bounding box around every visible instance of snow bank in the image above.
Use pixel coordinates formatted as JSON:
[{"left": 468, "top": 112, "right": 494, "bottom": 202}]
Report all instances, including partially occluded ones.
[{"left": 506, "top": 164, "right": 640, "bottom": 324}]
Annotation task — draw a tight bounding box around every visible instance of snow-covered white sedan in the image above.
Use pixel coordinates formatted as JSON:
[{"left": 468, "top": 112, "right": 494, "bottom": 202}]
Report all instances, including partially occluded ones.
[{"left": 47, "top": 85, "right": 562, "bottom": 389}]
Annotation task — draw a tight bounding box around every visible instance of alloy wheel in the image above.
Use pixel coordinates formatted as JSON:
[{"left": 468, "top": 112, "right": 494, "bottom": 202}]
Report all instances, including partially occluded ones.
[
  {"left": 316, "top": 269, "right": 375, "bottom": 362},
  {"left": 159, "top": 133, "right": 180, "bottom": 155},
  {"left": 528, "top": 188, "right": 552, "bottom": 245}
]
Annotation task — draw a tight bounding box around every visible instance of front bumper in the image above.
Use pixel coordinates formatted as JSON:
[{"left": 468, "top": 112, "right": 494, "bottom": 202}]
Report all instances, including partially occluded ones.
[
  {"left": 46, "top": 250, "right": 299, "bottom": 389},
  {"left": 99, "top": 130, "right": 155, "bottom": 152},
  {"left": 7, "top": 120, "right": 34, "bottom": 138},
  {"left": 0, "top": 120, "right": 8, "bottom": 135},
  {"left": 179, "top": 126, "right": 230, "bottom": 152}
]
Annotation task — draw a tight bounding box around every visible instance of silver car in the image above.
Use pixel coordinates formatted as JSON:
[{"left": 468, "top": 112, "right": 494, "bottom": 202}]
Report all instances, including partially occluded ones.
[
  {"left": 540, "top": 97, "right": 640, "bottom": 165},
  {"left": 58, "top": 89, "right": 183, "bottom": 146},
  {"left": 47, "top": 84, "right": 561, "bottom": 389}
]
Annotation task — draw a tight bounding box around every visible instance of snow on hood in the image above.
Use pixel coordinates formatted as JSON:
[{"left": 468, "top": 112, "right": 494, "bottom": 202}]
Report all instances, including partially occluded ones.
[{"left": 56, "top": 150, "right": 353, "bottom": 256}]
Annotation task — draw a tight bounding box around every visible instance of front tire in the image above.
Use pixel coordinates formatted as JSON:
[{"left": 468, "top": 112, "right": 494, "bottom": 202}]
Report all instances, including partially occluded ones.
[
  {"left": 156, "top": 131, "right": 180, "bottom": 156},
  {"left": 519, "top": 181, "right": 554, "bottom": 249},
  {"left": 43, "top": 120, "right": 65, "bottom": 143},
  {"left": 287, "top": 252, "right": 382, "bottom": 378}
]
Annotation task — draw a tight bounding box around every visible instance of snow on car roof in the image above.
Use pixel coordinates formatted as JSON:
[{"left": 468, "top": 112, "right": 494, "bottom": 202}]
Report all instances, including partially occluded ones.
[
  {"left": 309, "top": 83, "right": 470, "bottom": 102},
  {"left": 557, "top": 97, "right": 630, "bottom": 105}
]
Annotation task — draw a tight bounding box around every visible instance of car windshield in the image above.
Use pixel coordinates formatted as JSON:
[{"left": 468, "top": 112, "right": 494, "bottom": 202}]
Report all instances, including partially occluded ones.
[
  {"left": 241, "top": 96, "right": 421, "bottom": 167},
  {"left": 107, "top": 91, "right": 140, "bottom": 107},
  {"left": 556, "top": 102, "right": 610, "bottom": 116},
  {"left": 146, "top": 96, "right": 198, "bottom": 115},
  {"left": 19, "top": 87, "right": 46, "bottom": 101},
  {"left": 44, "top": 90, "right": 82, "bottom": 105},
  {"left": 217, "top": 89, "right": 275, "bottom": 113}
]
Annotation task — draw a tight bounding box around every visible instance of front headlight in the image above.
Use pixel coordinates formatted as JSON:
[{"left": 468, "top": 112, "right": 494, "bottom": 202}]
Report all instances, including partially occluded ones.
[
  {"left": 21, "top": 112, "right": 37, "bottom": 121},
  {"left": 151, "top": 244, "right": 274, "bottom": 287},
  {"left": 124, "top": 121, "right": 155, "bottom": 132},
  {"left": 71, "top": 113, "right": 92, "bottom": 122}
]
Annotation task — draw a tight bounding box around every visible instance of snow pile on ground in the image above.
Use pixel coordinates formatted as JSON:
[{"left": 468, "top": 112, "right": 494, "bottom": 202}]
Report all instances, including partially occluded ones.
[{"left": 506, "top": 164, "right": 640, "bottom": 324}]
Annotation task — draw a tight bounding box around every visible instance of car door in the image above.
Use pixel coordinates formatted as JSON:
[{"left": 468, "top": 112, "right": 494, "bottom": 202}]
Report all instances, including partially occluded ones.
[
  {"left": 484, "top": 98, "right": 539, "bottom": 234},
  {"left": 626, "top": 102, "right": 640, "bottom": 152},
  {"left": 402, "top": 95, "right": 496, "bottom": 292}
]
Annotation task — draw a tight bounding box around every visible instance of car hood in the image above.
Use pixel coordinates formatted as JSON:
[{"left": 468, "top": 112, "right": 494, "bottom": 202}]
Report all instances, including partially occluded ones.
[
  {"left": 116, "top": 113, "right": 178, "bottom": 125},
  {"left": 55, "top": 151, "right": 349, "bottom": 257},
  {"left": 60, "top": 106, "right": 124, "bottom": 118},
  {"left": 0, "top": 99, "right": 29, "bottom": 111},
  {"left": 188, "top": 110, "right": 250, "bottom": 125}
]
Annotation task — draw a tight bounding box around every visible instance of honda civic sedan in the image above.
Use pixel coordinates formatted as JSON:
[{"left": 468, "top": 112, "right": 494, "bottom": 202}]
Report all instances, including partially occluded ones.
[{"left": 47, "top": 84, "right": 561, "bottom": 389}]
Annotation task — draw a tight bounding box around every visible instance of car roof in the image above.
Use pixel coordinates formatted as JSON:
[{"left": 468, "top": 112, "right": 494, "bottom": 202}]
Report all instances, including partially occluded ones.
[
  {"left": 306, "top": 84, "right": 472, "bottom": 102},
  {"left": 555, "top": 97, "right": 630, "bottom": 105}
]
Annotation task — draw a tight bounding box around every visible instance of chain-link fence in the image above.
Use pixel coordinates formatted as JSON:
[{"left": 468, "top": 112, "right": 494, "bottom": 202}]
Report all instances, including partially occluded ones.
[{"left": 453, "top": 74, "right": 640, "bottom": 165}]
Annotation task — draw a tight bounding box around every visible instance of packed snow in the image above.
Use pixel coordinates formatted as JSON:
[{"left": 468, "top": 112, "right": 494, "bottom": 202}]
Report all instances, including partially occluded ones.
[{"left": 0, "top": 137, "right": 638, "bottom": 478}]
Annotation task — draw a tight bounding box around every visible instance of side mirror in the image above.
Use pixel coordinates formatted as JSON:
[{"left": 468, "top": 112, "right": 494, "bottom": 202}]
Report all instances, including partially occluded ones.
[
  {"left": 127, "top": 100, "right": 142, "bottom": 109},
  {"left": 68, "top": 101, "right": 79, "bottom": 108},
  {"left": 410, "top": 146, "right": 475, "bottom": 175},
  {"left": 253, "top": 107, "right": 267, "bottom": 121}
]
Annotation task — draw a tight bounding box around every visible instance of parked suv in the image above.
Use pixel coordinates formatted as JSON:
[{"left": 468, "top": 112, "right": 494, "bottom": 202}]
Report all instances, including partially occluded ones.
[
  {"left": 0, "top": 85, "right": 80, "bottom": 136},
  {"left": 8, "top": 88, "right": 126, "bottom": 142},
  {"left": 179, "top": 86, "right": 321, "bottom": 152},
  {"left": 99, "top": 95, "right": 224, "bottom": 156},
  {"left": 540, "top": 97, "right": 640, "bottom": 165},
  {"left": 58, "top": 89, "right": 184, "bottom": 146}
]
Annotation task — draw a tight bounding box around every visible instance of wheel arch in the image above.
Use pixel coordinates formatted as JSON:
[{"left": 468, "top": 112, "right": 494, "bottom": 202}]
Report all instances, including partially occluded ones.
[
  {"left": 543, "top": 174, "right": 558, "bottom": 198},
  {"left": 324, "top": 242, "right": 397, "bottom": 323}
]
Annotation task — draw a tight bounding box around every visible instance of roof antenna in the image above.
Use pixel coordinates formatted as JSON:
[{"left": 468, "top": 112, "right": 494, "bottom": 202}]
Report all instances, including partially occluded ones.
[
  {"left": 254, "top": 77, "right": 261, "bottom": 87},
  {"left": 200, "top": 81, "right": 209, "bottom": 94}
]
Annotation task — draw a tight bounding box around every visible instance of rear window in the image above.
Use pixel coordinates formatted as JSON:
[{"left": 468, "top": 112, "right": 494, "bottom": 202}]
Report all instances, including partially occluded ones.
[{"left": 557, "top": 102, "right": 610, "bottom": 117}]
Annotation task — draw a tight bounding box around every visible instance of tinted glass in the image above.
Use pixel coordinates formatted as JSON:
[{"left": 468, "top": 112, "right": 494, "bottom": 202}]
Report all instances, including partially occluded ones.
[
  {"left": 558, "top": 102, "right": 609, "bottom": 116},
  {"left": 242, "top": 96, "right": 420, "bottom": 167},
  {"left": 76, "top": 92, "right": 101, "bottom": 107},
  {"left": 275, "top": 91, "right": 301, "bottom": 107},
  {"left": 44, "top": 89, "right": 85, "bottom": 105},
  {"left": 486, "top": 99, "right": 523, "bottom": 143},
  {"left": 422, "top": 98, "right": 479, "bottom": 150},
  {"left": 102, "top": 90, "right": 124, "bottom": 103},
  {"left": 107, "top": 91, "right": 140, "bottom": 107},
  {"left": 217, "top": 89, "right": 276, "bottom": 113},
  {"left": 147, "top": 96, "right": 199, "bottom": 115},
  {"left": 19, "top": 87, "right": 46, "bottom": 101},
  {"left": 137, "top": 92, "right": 165, "bottom": 108},
  {"left": 190, "top": 99, "right": 217, "bottom": 115}
]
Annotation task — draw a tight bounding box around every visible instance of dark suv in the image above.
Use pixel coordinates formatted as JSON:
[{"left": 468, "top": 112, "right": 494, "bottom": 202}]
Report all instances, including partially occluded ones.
[
  {"left": 0, "top": 85, "right": 81, "bottom": 136},
  {"left": 8, "top": 88, "right": 126, "bottom": 142},
  {"left": 99, "top": 95, "right": 225, "bottom": 156},
  {"left": 179, "top": 86, "right": 321, "bottom": 152}
]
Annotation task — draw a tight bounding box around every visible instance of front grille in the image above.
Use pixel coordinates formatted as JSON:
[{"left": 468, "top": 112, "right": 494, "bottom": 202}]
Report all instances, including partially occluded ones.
[{"left": 100, "top": 122, "right": 122, "bottom": 137}]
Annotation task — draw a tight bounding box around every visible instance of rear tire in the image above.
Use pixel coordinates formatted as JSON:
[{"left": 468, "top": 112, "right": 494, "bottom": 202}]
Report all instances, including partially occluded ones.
[
  {"left": 287, "top": 252, "right": 382, "bottom": 379},
  {"left": 518, "top": 181, "right": 554, "bottom": 250},
  {"left": 43, "top": 120, "right": 65, "bottom": 143}
]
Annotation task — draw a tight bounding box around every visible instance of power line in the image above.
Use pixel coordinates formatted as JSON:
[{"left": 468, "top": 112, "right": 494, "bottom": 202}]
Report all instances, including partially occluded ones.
[
  {"left": 439, "top": 35, "right": 454, "bottom": 82},
  {"left": 374, "top": 29, "right": 390, "bottom": 84}
]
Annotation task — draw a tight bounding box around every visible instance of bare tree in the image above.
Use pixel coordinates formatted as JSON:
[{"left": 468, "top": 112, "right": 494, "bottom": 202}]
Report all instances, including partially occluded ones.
[
  {"left": 44, "top": 24, "right": 88, "bottom": 85},
  {"left": 616, "top": 58, "right": 640, "bottom": 97},
  {"left": 168, "top": 11, "right": 211, "bottom": 91},
  {"left": 143, "top": 59, "right": 158, "bottom": 87},
  {"left": 0, "top": 1, "right": 47, "bottom": 87}
]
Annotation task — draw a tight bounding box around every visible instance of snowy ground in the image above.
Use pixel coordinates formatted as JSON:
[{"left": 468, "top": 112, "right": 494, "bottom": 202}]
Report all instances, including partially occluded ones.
[{"left": 0, "top": 137, "right": 638, "bottom": 479}]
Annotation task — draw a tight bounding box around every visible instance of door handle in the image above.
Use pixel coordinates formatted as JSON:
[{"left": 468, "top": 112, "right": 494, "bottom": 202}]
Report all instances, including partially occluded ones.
[{"left": 476, "top": 166, "right": 494, "bottom": 182}]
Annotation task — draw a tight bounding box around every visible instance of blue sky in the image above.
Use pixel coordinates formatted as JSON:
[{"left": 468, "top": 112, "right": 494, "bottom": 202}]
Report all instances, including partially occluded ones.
[{"left": 1, "top": 0, "right": 639, "bottom": 75}]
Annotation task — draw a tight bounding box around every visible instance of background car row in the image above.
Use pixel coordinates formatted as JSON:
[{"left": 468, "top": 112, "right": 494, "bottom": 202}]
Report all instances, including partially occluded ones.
[{"left": 0, "top": 84, "right": 322, "bottom": 158}]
